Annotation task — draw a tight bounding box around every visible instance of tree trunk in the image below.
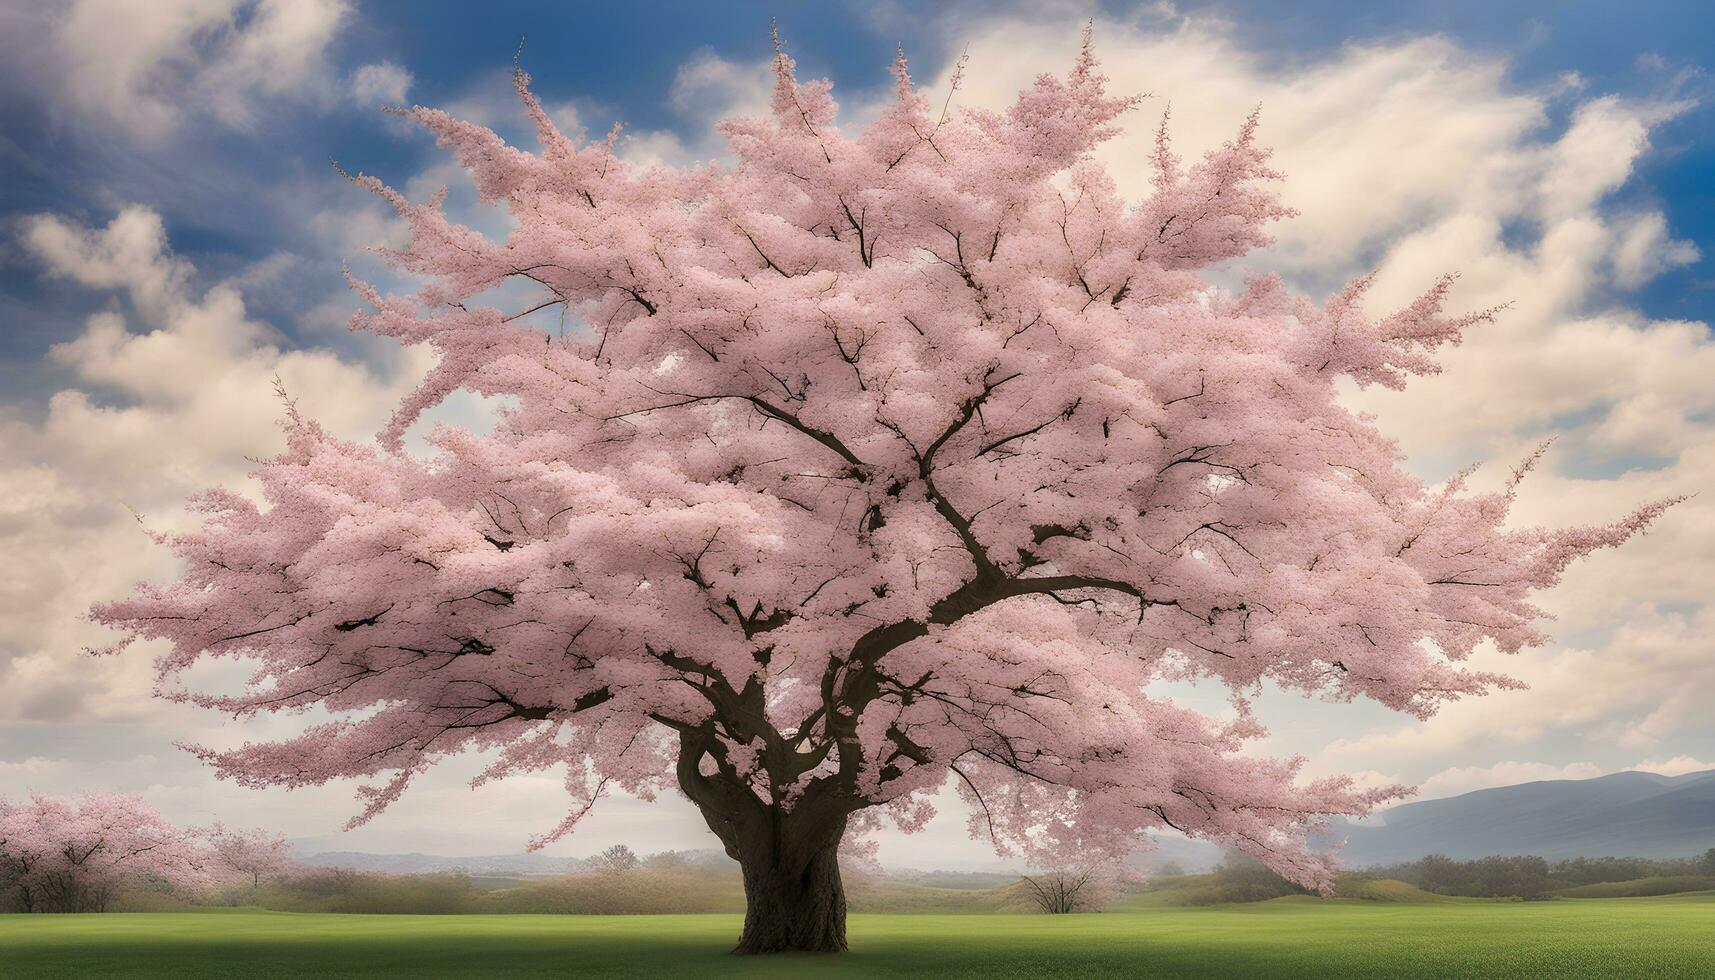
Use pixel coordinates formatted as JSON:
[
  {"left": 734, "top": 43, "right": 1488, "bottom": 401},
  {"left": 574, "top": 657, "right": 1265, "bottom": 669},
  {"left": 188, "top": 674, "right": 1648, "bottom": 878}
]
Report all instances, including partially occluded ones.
[
  {"left": 734, "top": 834, "right": 847, "bottom": 954},
  {"left": 673, "top": 726, "right": 853, "bottom": 954}
]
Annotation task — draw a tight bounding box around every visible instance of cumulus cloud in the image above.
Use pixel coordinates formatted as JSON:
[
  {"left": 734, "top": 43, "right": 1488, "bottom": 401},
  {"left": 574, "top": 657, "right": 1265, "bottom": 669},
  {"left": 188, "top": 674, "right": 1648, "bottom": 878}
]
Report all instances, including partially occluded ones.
[
  {"left": 1612, "top": 211, "right": 1701, "bottom": 288},
  {"left": 23, "top": 206, "right": 193, "bottom": 322},
  {"left": 620, "top": 49, "right": 775, "bottom": 167},
  {"left": 349, "top": 61, "right": 413, "bottom": 107},
  {"left": 0, "top": 206, "right": 424, "bottom": 723},
  {"left": 1317, "top": 602, "right": 1715, "bottom": 769},
  {"left": 1631, "top": 755, "right": 1715, "bottom": 777},
  {"left": 24, "top": 0, "right": 346, "bottom": 138},
  {"left": 669, "top": 46, "right": 774, "bottom": 120}
]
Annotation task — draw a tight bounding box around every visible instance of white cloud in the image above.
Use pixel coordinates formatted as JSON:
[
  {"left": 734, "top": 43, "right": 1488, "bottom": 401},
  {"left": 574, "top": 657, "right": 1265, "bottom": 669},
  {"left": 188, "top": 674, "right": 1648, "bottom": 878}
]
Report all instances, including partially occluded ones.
[
  {"left": 1612, "top": 211, "right": 1701, "bottom": 288},
  {"left": 669, "top": 46, "right": 773, "bottom": 120},
  {"left": 349, "top": 61, "right": 413, "bottom": 107},
  {"left": 35, "top": 0, "right": 347, "bottom": 138},
  {"left": 0, "top": 206, "right": 425, "bottom": 723},
  {"left": 1538, "top": 96, "right": 1675, "bottom": 220},
  {"left": 618, "top": 49, "right": 775, "bottom": 167},
  {"left": 1317, "top": 602, "right": 1715, "bottom": 776},
  {"left": 1631, "top": 755, "right": 1715, "bottom": 777},
  {"left": 22, "top": 205, "right": 192, "bottom": 322}
]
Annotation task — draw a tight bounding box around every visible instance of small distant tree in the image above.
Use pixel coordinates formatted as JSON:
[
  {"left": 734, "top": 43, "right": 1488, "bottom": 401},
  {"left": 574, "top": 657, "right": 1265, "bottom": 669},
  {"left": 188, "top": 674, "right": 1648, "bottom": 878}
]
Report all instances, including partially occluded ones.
[
  {"left": 209, "top": 826, "right": 296, "bottom": 891},
  {"left": 592, "top": 844, "right": 639, "bottom": 875},
  {"left": 1152, "top": 860, "right": 1186, "bottom": 878},
  {"left": 1019, "top": 864, "right": 1116, "bottom": 914},
  {"left": 0, "top": 795, "right": 206, "bottom": 912},
  {"left": 1698, "top": 848, "right": 1715, "bottom": 877}
]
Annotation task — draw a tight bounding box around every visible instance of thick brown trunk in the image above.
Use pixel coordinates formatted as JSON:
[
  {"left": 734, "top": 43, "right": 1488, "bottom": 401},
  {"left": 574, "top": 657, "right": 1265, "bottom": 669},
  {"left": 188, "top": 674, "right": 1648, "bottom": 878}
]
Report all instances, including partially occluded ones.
[
  {"left": 673, "top": 725, "right": 852, "bottom": 953},
  {"left": 734, "top": 835, "right": 847, "bottom": 954}
]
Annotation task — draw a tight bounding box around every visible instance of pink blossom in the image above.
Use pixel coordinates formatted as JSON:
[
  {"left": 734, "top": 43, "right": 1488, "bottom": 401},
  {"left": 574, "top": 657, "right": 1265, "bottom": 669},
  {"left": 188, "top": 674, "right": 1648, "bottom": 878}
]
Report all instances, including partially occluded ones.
[
  {"left": 207, "top": 825, "right": 296, "bottom": 890},
  {"left": 93, "top": 30, "right": 1672, "bottom": 948},
  {"left": 0, "top": 794, "right": 207, "bottom": 912}
]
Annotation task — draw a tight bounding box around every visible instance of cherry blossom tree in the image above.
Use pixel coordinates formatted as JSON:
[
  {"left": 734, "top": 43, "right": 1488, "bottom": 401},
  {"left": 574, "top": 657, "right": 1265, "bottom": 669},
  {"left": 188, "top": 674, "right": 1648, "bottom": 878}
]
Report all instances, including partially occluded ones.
[
  {"left": 591, "top": 843, "right": 640, "bottom": 875},
  {"left": 94, "top": 31, "right": 1673, "bottom": 952},
  {"left": 0, "top": 795, "right": 206, "bottom": 912},
  {"left": 209, "top": 826, "right": 296, "bottom": 891}
]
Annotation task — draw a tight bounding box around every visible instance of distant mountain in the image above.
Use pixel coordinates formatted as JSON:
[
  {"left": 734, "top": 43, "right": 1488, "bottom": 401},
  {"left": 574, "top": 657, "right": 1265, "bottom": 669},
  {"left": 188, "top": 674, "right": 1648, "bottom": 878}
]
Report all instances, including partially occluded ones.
[{"left": 1329, "top": 769, "right": 1715, "bottom": 866}]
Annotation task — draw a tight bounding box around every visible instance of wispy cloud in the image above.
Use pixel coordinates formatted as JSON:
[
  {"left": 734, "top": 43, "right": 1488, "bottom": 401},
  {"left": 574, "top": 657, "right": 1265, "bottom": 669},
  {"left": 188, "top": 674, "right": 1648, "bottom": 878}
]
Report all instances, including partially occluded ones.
[{"left": 16, "top": 0, "right": 347, "bottom": 140}]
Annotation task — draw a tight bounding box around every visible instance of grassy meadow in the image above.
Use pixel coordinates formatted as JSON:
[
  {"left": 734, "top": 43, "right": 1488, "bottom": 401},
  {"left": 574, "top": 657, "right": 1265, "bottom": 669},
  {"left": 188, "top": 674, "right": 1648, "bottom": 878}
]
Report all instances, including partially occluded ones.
[{"left": 4, "top": 890, "right": 1715, "bottom": 979}]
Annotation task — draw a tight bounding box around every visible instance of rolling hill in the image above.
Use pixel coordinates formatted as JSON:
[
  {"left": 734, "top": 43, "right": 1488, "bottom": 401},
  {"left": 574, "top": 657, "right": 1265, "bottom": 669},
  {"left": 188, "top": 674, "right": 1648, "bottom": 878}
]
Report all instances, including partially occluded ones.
[{"left": 1332, "top": 769, "right": 1715, "bottom": 865}]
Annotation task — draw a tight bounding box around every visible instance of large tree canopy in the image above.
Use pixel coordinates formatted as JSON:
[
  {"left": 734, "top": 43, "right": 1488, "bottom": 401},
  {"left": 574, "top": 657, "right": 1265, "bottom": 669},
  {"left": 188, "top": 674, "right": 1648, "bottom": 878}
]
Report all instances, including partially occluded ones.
[{"left": 96, "top": 32, "right": 1671, "bottom": 952}]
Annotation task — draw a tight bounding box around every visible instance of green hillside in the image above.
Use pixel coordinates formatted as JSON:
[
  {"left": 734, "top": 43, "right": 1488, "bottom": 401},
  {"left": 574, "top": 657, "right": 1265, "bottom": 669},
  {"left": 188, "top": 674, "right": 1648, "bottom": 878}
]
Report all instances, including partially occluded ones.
[{"left": 1552, "top": 876, "right": 1715, "bottom": 898}]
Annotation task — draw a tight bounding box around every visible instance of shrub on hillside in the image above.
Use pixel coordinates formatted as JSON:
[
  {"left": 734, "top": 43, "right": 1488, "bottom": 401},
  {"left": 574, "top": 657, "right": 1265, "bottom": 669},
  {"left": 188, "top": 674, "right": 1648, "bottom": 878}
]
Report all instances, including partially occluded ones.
[
  {"left": 475, "top": 866, "right": 746, "bottom": 915},
  {"left": 1405, "top": 854, "right": 1547, "bottom": 898},
  {"left": 1376, "top": 852, "right": 1715, "bottom": 899},
  {"left": 1017, "top": 865, "right": 1126, "bottom": 914},
  {"left": 255, "top": 869, "right": 476, "bottom": 914},
  {"left": 1166, "top": 852, "right": 1309, "bottom": 906}
]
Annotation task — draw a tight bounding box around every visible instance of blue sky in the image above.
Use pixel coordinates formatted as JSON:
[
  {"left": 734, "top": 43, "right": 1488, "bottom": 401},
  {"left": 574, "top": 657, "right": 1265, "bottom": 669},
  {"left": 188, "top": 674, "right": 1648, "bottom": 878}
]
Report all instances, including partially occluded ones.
[
  {"left": 5, "top": 1, "right": 1714, "bottom": 384},
  {"left": 2, "top": 0, "right": 1714, "bottom": 866}
]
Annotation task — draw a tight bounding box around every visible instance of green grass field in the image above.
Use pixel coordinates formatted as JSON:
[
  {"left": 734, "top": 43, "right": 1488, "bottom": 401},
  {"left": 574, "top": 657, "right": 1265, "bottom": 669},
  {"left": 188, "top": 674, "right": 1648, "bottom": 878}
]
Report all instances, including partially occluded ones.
[{"left": 4, "top": 892, "right": 1714, "bottom": 978}]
